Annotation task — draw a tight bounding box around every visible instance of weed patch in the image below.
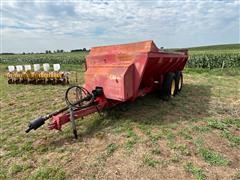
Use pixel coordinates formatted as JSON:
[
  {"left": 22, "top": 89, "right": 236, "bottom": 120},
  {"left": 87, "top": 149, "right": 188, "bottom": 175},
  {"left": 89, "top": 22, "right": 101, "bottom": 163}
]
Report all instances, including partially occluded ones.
[
  {"left": 124, "top": 129, "right": 139, "bottom": 150},
  {"left": 125, "top": 138, "right": 138, "bottom": 150},
  {"left": 149, "top": 131, "right": 162, "bottom": 143},
  {"left": 168, "top": 142, "right": 191, "bottom": 156},
  {"left": 192, "top": 126, "right": 210, "bottom": 133},
  {"left": 151, "top": 147, "right": 161, "bottom": 155},
  {"left": 30, "top": 167, "right": 65, "bottom": 180},
  {"left": 184, "top": 162, "right": 206, "bottom": 180},
  {"left": 143, "top": 155, "right": 159, "bottom": 167},
  {"left": 194, "top": 138, "right": 230, "bottom": 166},
  {"left": 235, "top": 170, "right": 240, "bottom": 179},
  {"left": 207, "top": 119, "right": 228, "bottom": 130},
  {"left": 170, "top": 153, "right": 181, "bottom": 163},
  {"left": 162, "top": 129, "right": 175, "bottom": 140},
  {"left": 222, "top": 118, "right": 240, "bottom": 128},
  {"left": 9, "top": 164, "right": 24, "bottom": 175},
  {"left": 198, "top": 148, "right": 230, "bottom": 166},
  {"left": 178, "top": 128, "right": 193, "bottom": 140},
  {"left": 221, "top": 130, "right": 240, "bottom": 146},
  {"left": 106, "top": 143, "right": 117, "bottom": 156}
]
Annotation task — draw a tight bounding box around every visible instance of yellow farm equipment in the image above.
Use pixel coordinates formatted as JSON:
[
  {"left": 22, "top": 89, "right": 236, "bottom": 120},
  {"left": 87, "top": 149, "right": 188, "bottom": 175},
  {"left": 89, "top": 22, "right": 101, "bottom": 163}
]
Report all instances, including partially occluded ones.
[{"left": 6, "top": 64, "right": 69, "bottom": 85}]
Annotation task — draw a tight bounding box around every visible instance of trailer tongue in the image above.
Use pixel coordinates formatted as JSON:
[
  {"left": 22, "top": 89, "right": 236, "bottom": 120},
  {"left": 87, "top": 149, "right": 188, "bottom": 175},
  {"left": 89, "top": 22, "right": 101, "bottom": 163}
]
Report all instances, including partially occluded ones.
[
  {"left": 25, "top": 40, "right": 188, "bottom": 138},
  {"left": 25, "top": 86, "right": 106, "bottom": 138}
]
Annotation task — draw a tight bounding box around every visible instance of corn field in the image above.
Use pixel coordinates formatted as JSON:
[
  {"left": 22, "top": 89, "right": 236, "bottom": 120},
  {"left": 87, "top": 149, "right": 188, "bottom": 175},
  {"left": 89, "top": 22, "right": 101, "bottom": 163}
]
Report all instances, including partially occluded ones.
[
  {"left": 0, "top": 46, "right": 239, "bottom": 69},
  {"left": 0, "top": 52, "right": 87, "bottom": 65},
  {"left": 187, "top": 50, "right": 240, "bottom": 69}
]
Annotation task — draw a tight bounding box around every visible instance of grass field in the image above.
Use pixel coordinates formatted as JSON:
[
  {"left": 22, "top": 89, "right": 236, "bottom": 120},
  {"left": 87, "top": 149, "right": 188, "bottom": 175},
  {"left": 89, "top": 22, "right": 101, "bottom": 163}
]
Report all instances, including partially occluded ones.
[{"left": 0, "top": 61, "right": 239, "bottom": 179}]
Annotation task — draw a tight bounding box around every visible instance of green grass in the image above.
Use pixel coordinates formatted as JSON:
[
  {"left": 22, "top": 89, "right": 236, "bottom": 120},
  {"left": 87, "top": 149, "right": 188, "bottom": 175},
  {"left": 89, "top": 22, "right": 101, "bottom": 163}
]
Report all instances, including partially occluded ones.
[
  {"left": 1, "top": 65, "right": 240, "bottom": 179},
  {"left": 184, "top": 162, "right": 206, "bottom": 180}
]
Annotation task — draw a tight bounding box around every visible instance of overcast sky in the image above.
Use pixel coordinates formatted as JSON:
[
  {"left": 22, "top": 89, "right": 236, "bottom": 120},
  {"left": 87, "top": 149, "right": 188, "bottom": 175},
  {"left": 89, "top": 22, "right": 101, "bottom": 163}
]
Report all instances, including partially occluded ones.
[{"left": 1, "top": 0, "right": 239, "bottom": 53}]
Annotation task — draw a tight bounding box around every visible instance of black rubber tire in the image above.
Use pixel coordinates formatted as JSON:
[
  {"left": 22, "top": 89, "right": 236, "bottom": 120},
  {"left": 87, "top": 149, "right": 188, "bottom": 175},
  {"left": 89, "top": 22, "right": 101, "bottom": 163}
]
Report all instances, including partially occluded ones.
[
  {"left": 8, "top": 79, "right": 13, "bottom": 84},
  {"left": 175, "top": 71, "right": 183, "bottom": 94},
  {"left": 161, "top": 73, "right": 176, "bottom": 101}
]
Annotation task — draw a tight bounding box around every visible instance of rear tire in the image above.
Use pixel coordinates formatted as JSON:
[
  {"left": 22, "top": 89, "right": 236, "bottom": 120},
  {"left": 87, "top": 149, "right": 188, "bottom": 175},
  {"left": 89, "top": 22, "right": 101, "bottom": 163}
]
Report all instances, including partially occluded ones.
[
  {"left": 175, "top": 71, "right": 183, "bottom": 94},
  {"left": 161, "top": 73, "right": 176, "bottom": 101}
]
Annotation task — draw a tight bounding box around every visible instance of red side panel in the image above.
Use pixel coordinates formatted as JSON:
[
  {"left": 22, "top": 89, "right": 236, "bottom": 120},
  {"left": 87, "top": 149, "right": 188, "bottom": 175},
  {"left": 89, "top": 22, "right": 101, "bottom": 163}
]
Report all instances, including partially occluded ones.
[{"left": 84, "top": 40, "right": 188, "bottom": 102}]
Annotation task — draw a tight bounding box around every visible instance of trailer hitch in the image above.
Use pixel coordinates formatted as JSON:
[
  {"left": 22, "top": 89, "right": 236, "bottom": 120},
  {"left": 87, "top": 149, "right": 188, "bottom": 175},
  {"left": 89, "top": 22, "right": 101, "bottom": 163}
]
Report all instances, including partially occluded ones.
[
  {"left": 25, "top": 86, "right": 103, "bottom": 138},
  {"left": 25, "top": 116, "right": 48, "bottom": 133}
]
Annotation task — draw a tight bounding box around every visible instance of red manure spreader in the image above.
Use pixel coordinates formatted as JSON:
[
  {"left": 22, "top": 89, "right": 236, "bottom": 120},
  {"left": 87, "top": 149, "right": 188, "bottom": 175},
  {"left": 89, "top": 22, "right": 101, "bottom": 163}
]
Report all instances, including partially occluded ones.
[{"left": 26, "top": 40, "right": 188, "bottom": 138}]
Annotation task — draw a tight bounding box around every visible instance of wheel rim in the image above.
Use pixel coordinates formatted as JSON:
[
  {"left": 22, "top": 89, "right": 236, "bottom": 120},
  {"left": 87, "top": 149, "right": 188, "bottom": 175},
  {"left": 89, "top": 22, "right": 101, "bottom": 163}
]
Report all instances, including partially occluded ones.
[
  {"left": 178, "top": 76, "right": 182, "bottom": 90},
  {"left": 171, "top": 79, "right": 175, "bottom": 96}
]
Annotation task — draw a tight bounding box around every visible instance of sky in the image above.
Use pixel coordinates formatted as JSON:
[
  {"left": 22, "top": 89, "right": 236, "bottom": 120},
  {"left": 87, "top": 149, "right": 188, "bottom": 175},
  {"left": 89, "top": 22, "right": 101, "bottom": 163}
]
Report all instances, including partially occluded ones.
[{"left": 1, "top": 0, "right": 239, "bottom": 53}]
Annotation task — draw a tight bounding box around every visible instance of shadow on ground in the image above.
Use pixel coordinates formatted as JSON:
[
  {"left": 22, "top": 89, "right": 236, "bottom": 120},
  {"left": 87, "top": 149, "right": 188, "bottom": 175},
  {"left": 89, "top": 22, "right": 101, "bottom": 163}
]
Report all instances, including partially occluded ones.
[
  {"left": 120, "top": 83, "right": 211, "bottom": 124},
  {"left": 48, "top": 83, "right": 212, "bottom": 146}
]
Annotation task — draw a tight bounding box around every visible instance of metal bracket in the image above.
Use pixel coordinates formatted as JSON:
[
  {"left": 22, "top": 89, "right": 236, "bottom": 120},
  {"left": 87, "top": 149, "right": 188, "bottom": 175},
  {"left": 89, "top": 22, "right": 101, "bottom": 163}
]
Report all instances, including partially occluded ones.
[{"left": 69, "top": 106, "right": 78, "bottom": 139}]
